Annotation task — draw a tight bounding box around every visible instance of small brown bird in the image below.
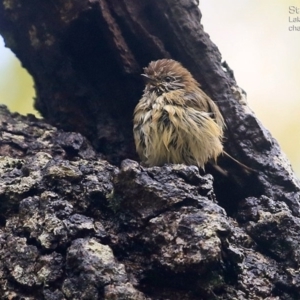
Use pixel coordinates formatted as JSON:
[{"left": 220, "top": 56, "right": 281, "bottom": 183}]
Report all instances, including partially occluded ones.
[{"left": 133, "top": 59, "right": 225, "bottom": 169}]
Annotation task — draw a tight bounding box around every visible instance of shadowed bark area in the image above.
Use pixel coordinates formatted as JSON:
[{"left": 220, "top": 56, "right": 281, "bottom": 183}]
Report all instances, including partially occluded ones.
[{"left": 0, "top": 0, "right": 300, "bottom": 299}]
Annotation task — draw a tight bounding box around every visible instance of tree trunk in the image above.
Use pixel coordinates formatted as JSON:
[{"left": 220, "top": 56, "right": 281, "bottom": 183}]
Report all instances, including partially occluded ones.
[{"left": 0, "top": 0, "right": 300, "bottom": 299}]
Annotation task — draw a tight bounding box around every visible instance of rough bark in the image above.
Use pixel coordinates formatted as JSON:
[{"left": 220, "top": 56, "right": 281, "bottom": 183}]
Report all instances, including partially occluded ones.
[{"left": 0, "top": 0, "right": 300, "bottom": 299}]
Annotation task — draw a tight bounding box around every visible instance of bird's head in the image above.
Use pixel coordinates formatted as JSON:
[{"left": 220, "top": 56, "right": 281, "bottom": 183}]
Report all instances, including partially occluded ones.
[{"left": 142, "top": 59, "right": 199, "bottom": 95}]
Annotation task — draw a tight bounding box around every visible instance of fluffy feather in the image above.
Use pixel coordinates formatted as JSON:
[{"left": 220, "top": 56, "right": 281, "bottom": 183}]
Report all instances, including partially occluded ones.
[{"left": 133, "top": 59, "right": 225, "bottom": 169}]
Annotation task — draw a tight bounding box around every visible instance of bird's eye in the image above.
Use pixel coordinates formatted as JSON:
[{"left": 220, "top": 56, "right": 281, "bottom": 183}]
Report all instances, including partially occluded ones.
[{"left": 165, "top": 76, "right": 172, "bottom": 82}]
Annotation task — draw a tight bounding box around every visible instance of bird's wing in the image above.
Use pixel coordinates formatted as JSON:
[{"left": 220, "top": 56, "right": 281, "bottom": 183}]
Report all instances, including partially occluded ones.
[{"left": 183, "top": 88, "right": 225, "bottom": 129}]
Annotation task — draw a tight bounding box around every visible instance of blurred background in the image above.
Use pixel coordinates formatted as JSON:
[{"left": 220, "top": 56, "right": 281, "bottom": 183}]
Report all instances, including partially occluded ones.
[
  {"left": 0, "top": 36, "right": 36, "bottom": 115},
  {"left": 0, "top": 0, "right": 299, "bottom": 176},
  {"left": 201, "top": 0, "right": 300, "bottom": 176}
]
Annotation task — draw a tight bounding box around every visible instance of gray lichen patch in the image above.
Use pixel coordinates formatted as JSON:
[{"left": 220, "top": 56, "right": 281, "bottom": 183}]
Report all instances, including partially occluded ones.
[
  {"left": 43, "top": 159, "right": 83, "bottom": 182},
  {"left": 0, "top": 152, "right": 53, "bottom": 210},
  {"left": 0, "top": 155, "right": 24, "bottom": 173},
  {"left": 144, "top": 206, "right": 229, "bottom": 272},
  {"left": 2, "top": 236, "right": 63, "bottom": 287},
  {"left": 62, "top": 238, "right": 145, "bottom": 299}
]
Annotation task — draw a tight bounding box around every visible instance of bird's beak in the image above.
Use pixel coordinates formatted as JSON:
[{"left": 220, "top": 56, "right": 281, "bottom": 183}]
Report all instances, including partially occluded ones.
[
  {"left": 141, "top": 73, "right": 150, "bottom": 79},
  {"left": 141, "top": 74, "right": 155, "bottom": 85}
]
